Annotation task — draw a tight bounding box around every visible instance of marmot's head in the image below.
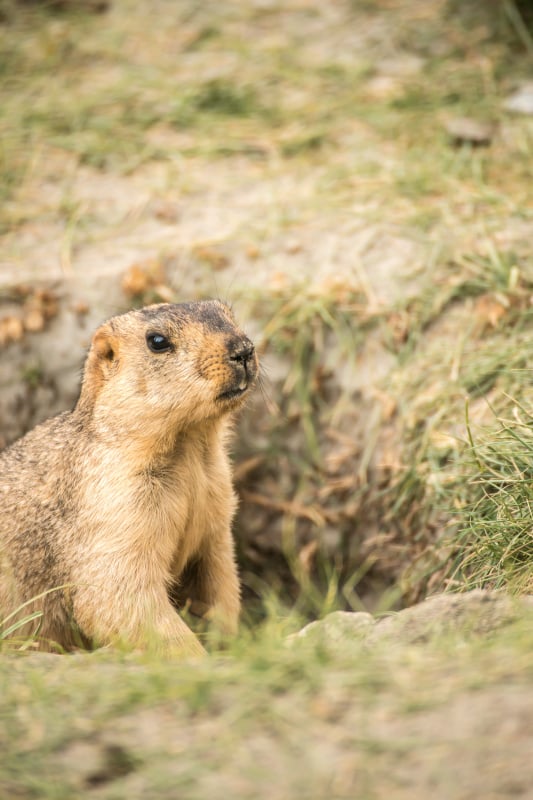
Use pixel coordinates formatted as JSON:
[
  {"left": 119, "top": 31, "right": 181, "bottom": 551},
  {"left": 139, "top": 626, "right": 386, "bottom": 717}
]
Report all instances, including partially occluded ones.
[{"left": 80, "top": 301, "right": 258, "bottom": 437}]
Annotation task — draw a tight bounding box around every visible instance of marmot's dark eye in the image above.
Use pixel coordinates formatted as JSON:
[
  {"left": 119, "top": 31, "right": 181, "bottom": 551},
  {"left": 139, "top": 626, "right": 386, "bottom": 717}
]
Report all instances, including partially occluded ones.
[{"left": 146, "top": 332, "right": 172, "bottom": 353}]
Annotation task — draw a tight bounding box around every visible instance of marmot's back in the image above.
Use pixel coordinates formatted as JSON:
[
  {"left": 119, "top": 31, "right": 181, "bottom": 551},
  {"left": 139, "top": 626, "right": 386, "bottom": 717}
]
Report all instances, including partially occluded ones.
[{"left": 0, "top": 410, "right": 82, "bottom": 533}]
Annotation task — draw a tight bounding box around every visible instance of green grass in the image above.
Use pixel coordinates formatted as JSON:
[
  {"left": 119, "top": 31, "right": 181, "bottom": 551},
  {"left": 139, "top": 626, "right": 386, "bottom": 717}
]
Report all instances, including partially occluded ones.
[
  {"left": 235, "top": 234, "right": 533, "bottom": 608},
  {"left": 448, "top": 404, "right": 533, "bottom": 592},
  {"left": 1, "top": 0, "right": 531, "bottom": 226},
  {"left": 0, "top": 613, "right": 531, "bottom": 799}
]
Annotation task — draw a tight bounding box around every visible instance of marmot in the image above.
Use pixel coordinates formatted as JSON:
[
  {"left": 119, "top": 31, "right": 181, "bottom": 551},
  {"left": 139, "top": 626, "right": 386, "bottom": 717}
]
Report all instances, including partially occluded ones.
[{"left": 0, "top": 300, "right": 258, "bottom": 656}]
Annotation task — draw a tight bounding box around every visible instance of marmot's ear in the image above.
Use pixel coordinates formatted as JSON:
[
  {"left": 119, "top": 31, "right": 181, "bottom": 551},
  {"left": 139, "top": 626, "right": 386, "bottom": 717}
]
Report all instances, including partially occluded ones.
[
  {"left": 91, "top": 324, "right": 119, "bottom": 365},
  {"left": 79, "top": 323, "right": 120, "bottom": 408}
]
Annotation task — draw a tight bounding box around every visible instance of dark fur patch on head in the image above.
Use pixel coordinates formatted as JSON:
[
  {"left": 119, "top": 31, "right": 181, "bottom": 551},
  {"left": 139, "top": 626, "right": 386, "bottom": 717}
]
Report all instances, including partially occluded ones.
[
  {"left": 138, "top": 301, "right": 236, "bottom": 335},
  {"left": 183, "top": 301, "right": 236, "bottom": 334}
]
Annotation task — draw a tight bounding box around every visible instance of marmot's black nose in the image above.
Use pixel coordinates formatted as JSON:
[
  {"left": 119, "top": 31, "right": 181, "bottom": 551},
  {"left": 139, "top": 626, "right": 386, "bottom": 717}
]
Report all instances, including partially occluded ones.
[{"left": 228, "top": 341, "right": 255, "bottom": 367}]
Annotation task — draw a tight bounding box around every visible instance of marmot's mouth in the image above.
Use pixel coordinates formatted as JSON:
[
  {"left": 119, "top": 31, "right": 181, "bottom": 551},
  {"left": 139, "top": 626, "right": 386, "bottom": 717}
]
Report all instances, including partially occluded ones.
[{"left": 217, "top": 385, "right": 248, "bottom": 402}]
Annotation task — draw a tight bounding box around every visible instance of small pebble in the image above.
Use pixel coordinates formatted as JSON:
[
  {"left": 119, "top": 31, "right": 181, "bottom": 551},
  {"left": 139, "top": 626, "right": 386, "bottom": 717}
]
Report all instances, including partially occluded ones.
[{"left": 445, "top": 117, "right": 495, "bottom": 146}]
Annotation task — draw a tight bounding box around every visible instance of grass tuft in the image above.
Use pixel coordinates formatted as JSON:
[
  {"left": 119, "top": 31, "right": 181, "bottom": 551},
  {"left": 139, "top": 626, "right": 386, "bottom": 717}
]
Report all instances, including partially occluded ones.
[{"left": 448, "top": 403, "right": 533, "bottom": 593}]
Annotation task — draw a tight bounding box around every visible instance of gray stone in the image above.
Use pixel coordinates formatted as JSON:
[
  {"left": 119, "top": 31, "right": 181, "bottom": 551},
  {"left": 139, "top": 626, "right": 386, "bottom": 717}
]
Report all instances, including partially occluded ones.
[
  {"left": 289, "top": 610, "right": 375, "bottom": 646},
  {"left": 445, "top": 117, "right": 495, "bottom": 145},
  {"left": 368, "top": 590, "right": 533, "bottom": 645},
  {"left": 290, "top": 591, "right": 533, "bottom": 649}
]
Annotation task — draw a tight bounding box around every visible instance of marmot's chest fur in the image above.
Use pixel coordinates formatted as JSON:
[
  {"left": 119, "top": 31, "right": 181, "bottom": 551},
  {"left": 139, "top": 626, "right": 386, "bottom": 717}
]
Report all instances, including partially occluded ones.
[{"left": 0, "top": 300, "right": 258, "bottom": 655}]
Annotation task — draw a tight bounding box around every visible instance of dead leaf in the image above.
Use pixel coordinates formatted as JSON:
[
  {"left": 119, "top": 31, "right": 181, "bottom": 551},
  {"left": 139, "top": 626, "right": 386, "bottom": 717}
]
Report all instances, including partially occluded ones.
[
  {"left": 0, "top": 315, "right": 25, "bottom": 346},
  {"left": 191, "top": 244, "right": 229, "bottom": 271},
  {"left": 122, "top": 260, "right": 171, "bottom": 301},
  {"left": 24, "top": 309, "right": 45, "bottom": 332},
  {"left": 473, "top": 293, "right": 508, "bottom": 332},
  {"left": 71, "top": 300, "right": 90, "bottom": 316}
]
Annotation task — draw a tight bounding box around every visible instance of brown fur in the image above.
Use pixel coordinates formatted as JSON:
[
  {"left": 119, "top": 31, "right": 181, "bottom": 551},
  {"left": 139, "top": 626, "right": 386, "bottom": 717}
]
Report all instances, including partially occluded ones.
[{"left": 0, "top": 301, "right": 258, "bottom": 656}]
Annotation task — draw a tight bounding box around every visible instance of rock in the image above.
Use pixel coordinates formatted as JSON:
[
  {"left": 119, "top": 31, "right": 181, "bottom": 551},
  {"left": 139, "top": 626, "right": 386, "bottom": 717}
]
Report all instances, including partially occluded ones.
[
  {"left": 368, "top": 590, "right": 533, "bottom": 645},
  {"left": 289, "top": 611, "right": 375, "bottom": 646},
  {"left": 290, "top": 591, "right": 533, "bottom": 649},
  {"left": 503, "top": 83, "right": 533, "bottom": 115}
]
